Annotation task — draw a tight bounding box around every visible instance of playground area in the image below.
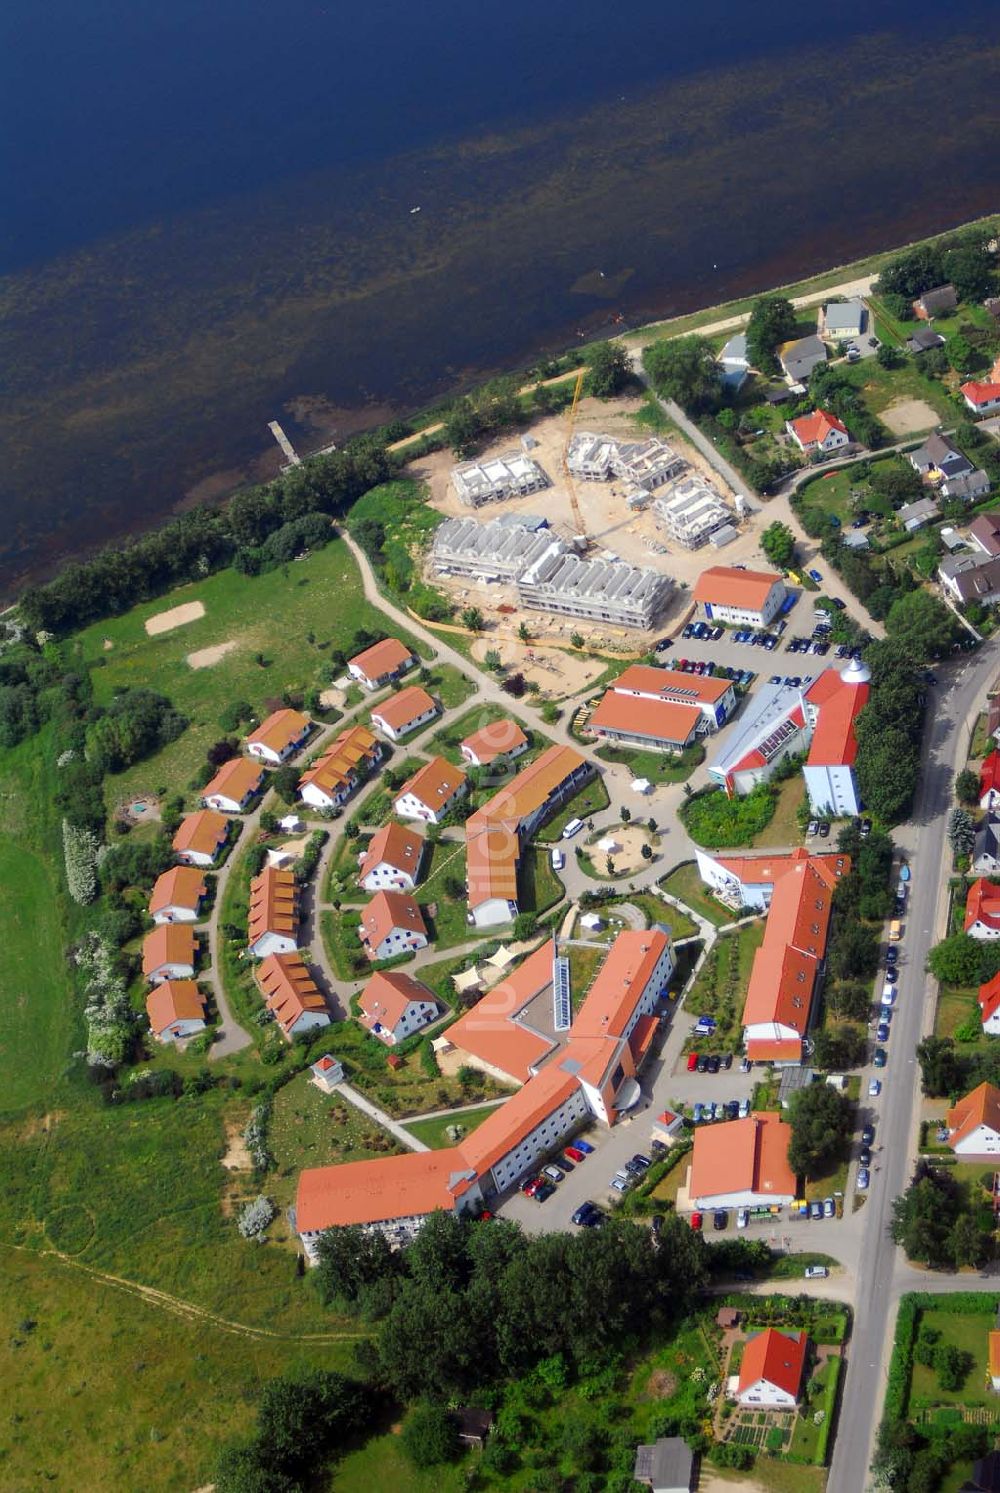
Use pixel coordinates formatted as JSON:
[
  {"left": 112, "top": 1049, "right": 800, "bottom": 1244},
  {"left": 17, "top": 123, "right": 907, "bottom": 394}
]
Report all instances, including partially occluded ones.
[{"left": 470, "top": 635, "right": 610, "bottom": 697}]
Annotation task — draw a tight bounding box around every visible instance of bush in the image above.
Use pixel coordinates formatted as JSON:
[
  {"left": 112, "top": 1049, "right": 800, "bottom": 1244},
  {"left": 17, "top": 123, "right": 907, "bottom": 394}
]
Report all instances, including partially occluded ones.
[
  {"left": 680, "top": 784, "right": 776, "bottom": 848},
  {"left": 238, "top": 1196, "right": 276, "bottom": 1239},
  {"left": 401, "top": 1403, "right": 458, "bottom": 1468}
]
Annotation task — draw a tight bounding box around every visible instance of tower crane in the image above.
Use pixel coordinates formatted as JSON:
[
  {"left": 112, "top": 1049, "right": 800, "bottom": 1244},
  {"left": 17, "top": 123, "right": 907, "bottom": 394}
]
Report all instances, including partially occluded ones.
[{"left": 561, "top": 367, "right": 589, "bottom": 547}]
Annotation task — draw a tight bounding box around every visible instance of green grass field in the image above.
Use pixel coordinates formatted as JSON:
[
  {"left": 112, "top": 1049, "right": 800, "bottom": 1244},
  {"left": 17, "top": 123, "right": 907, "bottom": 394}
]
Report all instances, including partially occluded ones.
[
  {"left": 629, "top": 891, "right": 698, "bottom": 941},
  {"left": 70, "top": 538, "right": 427, "bottom": 806},
  {"left": 269, "top": 1071, "right": 404, "bottom": 1205},
  {"left": 750, "top": 774, "right": 806, "bottom": 848},
  {"left": 594, "top": 741, "right": 705, "bottom": 784},
  {"left": 684, "top": 919, "right": 766, "bottom": 1054},
  {"left": 0, "top": 1248, "right": 350, "bottom": 1492},
  {"left": 541, "top": 776, "right": 611, "bottom": 839},
  {"left": 911, "top": 1308, "right": 994, "bottom": 1408},
  {"left": 658, "top": 862, "right": 733, "bottom": 927},
  {"left": 401, "top": 1102, "right": 504, "bottom": 1150}
]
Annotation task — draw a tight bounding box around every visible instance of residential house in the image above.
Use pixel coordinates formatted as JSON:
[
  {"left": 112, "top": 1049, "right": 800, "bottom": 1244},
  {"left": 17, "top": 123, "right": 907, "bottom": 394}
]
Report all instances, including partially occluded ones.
[
  {"left": 906, "top": 327, "right": 946, "bottom": 355},
  {"left": 898, "top": 497, "right": 939, "bottom": 532},
  {"left": 736, "top": 1328, "right": 807, "bottom": 1409},
  {"left": 370, "top": 685, "right": 438, "bottom": 742},
  {"left": 246, "top": 708, "right": 312, "bottom": 765},
  {"left": 347, "top": 638, "right": 416, "bottom": 691},
  {"left": 973, "top": 817, "right": 1000, "bottom": 875},
  {"left": 359, "top": 890, "right": 429, "bottom": 961},
  {"left": 978, "top": 974, "right": 1000, "bottom": 1036},
  {"left": 981, "top": 752, "right": 1000, "bottom": 811},
  {"left": 257, "top": 952, "right": 331, "bottom": 1038},
  {"left": 910, "top": 432, "right": 974, "bottom": 483},
  {"left": 358, "top": 822, "right": 425, "bottom": 892},
  {"left": 962, "top": 382, "right": 1000, "bottom": 417},
  {"left": 460, "top": 719, "right": 529, "bottom": 769},
  {"left": 298, "top": 724, "right": 383, "bottom": 811},
  {"left": 146, "top": 980, "right": 207, "bottom": 1044},
  {"left": 778, "top": 335, "right": 828, "bottom": 384},
  {"left": 692, "top": 566, "right": 787, "bottom": 628},
  {"left": 142, "top": 925, "right": 197, "bottom": 985},
  {"left": 965, "top": 879, "right": 1000, "bottom": 939},
  {"left": 202, "top": 757, "right": 265, "bottom": 814},
  {"left": 914, "top": 284, "right": 958, "bottom": 318},
  {"left": 632, "top": 1436, "right": 695, "bottom": 1493},
  {"left": 688, "top": 1111, "right": 797, "bottom": 1208},
  {"left": 394, "top": 756, "right": 468, "bottom": 824},
  {"left": 990, "top": 1331, "right": 1000, "bottom": 1393},
  {"left": 943, "top": 469, "right": 991, "bottom": 502},
  {"left": 172, "top": 809, "right": 230, "bottom": 867},
  {"left": 946, "top": 1081, "right": 1000, "bottom": 1155},
  {"left": 938, "top": 554, "right": 1000, "bottom": 607},
  {"left": 718, "top": 332, "right": 750, "bottom": 392},
  {"left": 820, "top": 299, "right": 865, "bottom": 340},
  {"left": 970, "top": 514, "right": 1000, "bottom": 558},
  {"left": 247, "top": 865, "right": 299, "bottom": 958},
  {"left": 785, "top": 409, "right": 850, "bottom": 457},
  {"left": 148, "top": 866, "right": 207, "bottom": 924},
  {"left": 357, "top": 970, "right": 439, "bottom": 1044}
]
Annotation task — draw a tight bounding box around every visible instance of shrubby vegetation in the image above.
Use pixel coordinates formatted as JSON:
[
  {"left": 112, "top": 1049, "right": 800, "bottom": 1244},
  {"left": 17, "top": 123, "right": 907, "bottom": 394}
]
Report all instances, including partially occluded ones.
[
  {"left": 875, "top": 228, "right": 997, "bottom": 304},
  {"left": 86, "top": 687, "right": 188, "bottom": 774},
  {"left": 786, "top": 1084, "right": 853, "bottom": 1179},
  {"left": 679, "top": 783, "right": 776, "bottom": 848},
  {"left": 890, "top": 1161, "right": 992, "bottom": 1270},
  {"left": 73, "top": 932, "right": 136, "bottom": 1068},
  {"left": 215, "top": 1369, "right": 375, "bottom": 1492},
  {"left": 853, "top": 640, "right": 930, "bottom": 825}
]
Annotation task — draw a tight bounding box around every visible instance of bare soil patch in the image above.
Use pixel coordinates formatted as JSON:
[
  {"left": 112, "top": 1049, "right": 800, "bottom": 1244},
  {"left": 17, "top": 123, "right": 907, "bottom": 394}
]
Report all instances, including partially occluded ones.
[
  {"left": 586, "top": 823, "right": 656, "bottom": 875},
  {"left": 646, "top": 1368, "right": 678, "bottom": 1399},
  {"left": 187, "top": 638, "right": 238, "bottom": 669},
  {"left": 881, "top": 397, "right": 940, "bottom": 436},
  {"left": 145, "top": 599, "right": 205, "bottom": 635},
  {"left": 221, "top": 1122, "right": 252, "bottom": 1172},
  {"left": 470, "top": 636, "right": 606, "bottom": 698},
  {"left": 319, "top": 685, "right": 346, "bottom": 709}
]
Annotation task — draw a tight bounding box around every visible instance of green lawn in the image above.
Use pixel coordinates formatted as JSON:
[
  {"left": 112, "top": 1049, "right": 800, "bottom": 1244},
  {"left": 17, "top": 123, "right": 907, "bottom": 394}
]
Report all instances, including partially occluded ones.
[
  {"left": 71, "top": 537, "right": 427, "bottom": 806},
  {"left": 796, "top": 468, "right": 862, "bottom": 525},
  {"left": 683, "top": 920, "right": 766, "bottom": 1054},
  {"left": 750, "top": 774, "right": 806, "bottom": 848},
  {"left": 401, "top": 1102, "right": 505, "bottom": 1150},
  {"left": 568, "top": 943, "right": 608, "bottom": 1009},
  {"left": 321, "top": 907, "right": 370, "bottom": 981},
  {"left": 334, "top": 1433, "right": 471, "bottom": 1493},
  {"left": 594, "top": 741, "right": 705, "bottom": 784},
  {"left": 540, "top": 775, "right": 611, "bottom": 839},
  {"left": 268, "top": 1070, "right": 404, "bottom": 1205},
  {"left": 837, "top": 357, "right": 955, "bottom": 428},
  {"left": 630, "top": 891, "right": 698, "bottom": 941},
  {"left": 934, "top": 986, "right": 982, "bottom": 1042},
  {"left": 911, "top": 1308, "right": 995, "bottom": 1409},
  {"left": 0, "top": 1248, "right": 349, "bottom": 1493},
  {"left": 415, "top": 662, "right": 475, "bottom": 713},
  {"left": 415, "top": 839, "right": 483, "bottom": 950},
  {"left": 316, "top": 1018, "right": 509, "bottom": 1118},
  {"left": 659, "top": 862, "right": 733, "bottom": 927},
  {"left": 681, "top": 783, "right": 777, "bottom": 850},
  {"left": 520, "top": 844, "right": 565, "bottom": 916},
  {"left": 0, "top": 834, "right": 76, "bottom": 1113}
]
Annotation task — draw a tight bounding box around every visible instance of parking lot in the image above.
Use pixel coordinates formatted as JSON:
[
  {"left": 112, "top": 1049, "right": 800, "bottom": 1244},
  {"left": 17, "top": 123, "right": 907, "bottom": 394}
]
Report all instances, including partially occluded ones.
[{"left": 659, "top": 606, "right": 864, "bottom": 686}]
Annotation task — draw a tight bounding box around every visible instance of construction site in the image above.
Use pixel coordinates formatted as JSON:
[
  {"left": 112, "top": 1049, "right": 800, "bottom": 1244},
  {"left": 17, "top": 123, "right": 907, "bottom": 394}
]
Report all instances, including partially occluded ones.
[{"left": 407, "top": 386, "right": 766, "bottom": 649}]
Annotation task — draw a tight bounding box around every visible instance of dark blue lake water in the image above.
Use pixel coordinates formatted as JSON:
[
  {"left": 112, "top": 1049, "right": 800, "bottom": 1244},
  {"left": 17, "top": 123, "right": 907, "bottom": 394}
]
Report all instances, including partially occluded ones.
[{"left": 2, "top": 0, "right": 999, "bottom": 591}]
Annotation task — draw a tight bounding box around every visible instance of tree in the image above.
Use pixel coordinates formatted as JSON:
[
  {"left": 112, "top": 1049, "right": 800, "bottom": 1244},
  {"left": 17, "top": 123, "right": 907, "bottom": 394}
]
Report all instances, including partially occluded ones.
[
  {"left": 460, "top": 606, "right": 484, "bottom": 632},
  {"left": 885, "top": 589, "right": 959, "bottom": 662},
  {"left": 214, "top": 1443, "right": 300, "bottom": 1493},
  {"left": 483, "top": 648, "right": 503, "bottom": 673},
  {"left": 955, "top": 768, "right": 980, "bottom": 806},
  {"left": 272, "top": 764, "right": 300, "bottom": 805},
  {"left": 875, "top": 344, "right": 901, "bottom": 370},
  {"left": 890, "top": 1166, "right": 962, "bottom": 1267},
  {"left": 786, "top": 1084, "right": 852, "bottom": 1178},
  {"left": 829, "top": 921, "right": 879, "bottom": 980},
  {"left": 927, "top": 933, "right": 991, "bottom": 987},
  {"left": 585, "top": 340, "right": 631, "bottom": 398},
  {"left": 934, "top": 1342, "right": 970, "bottom": 1391},
  {"left": 315, "top": 1225, "right": 397, "bottom": 1306},
  {"left": 811, "top": 1025, "right": 866, "bottom": 1071},
  {"left": 513, "top": 911, "right": 536, "bottom": 940},
  {"left": 947, "top": 335, "right": 981, "bottom": 376},
  {"left": 620, "top": 806, "right": 631, "bottom": 823},
  {"left": 444, "top": 398, "right": 481, "bottom": 459},
  {"left": 502, "top": 672, "right": 527, "bottom": 698},
  {"left": 255, "top": 1370, "right": 367, "bottom": 1476},
  {"left": 517, "top": 621, "right": 531, "bottom": 643},
  {"left": 352, "top": 518, "right": 385, "bottom": 558},
  {"left": 642, "top": 336, "right": 722, "bottom": 414},
  {"left": 760, "top": 521, "right": 796, "bottom": 570},
  {"left": 825, "top": 980, "right": 872, "bottom": 1022},
  {"left": 401, "top": 1403, "right": 458, "bottom": 1468},
  {"left": 640, "top": 843, "right": 653, "bottom": 862},
  {"left": 916, "top": 1036, "right": 967, "bottom": 1097},
  {"left": 570, "top": 632, "right": 585, "bottom": 649},
  {"left": 745, "top": 295, "right": 797, "bottom": 372},
  {"left": 947, "top": 807, "right": 976, "bottom": 857}
]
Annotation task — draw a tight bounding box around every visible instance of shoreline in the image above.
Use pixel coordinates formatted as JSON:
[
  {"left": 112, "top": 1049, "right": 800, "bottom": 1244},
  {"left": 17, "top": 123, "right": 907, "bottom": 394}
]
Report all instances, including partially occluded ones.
[{"left": 7, "top": 206, "right": 1000, "bottom": 611}]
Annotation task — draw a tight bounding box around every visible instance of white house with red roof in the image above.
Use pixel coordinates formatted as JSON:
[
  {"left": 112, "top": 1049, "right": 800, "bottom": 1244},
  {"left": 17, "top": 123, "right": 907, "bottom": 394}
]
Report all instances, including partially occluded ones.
[
  {"left": 358, "top": 822, "right": 425, "bottom": 892},
  {"left": 202, "top": 757, "right": 265, "bottom": 814},
  {"left": 590, "top": 664, "right": 736, "bottom": 754},
  {"left": 736, "top": 1328, "right": 807, "bottom": 1409},
  {"left": 692, "top": 567, "right": 787, "bottom": 628},
  {"left": 946, "top": 1082, "right": 1000, "bottom": 1156},
  {"left": 785, "top": 409, "right": 850, "bottom": 457},
  {"left": 347, "top": 638, "right": 417, "bottom": 691},
  {"left": 689, "top": 1111, "right": 797, "bottom": 1209},
  {"left": 359, "top": 890, "right": 429, "bottom": 961},
  {"left": 981, "top": 752, "right": 1000, "bottom": 811},
  {"left": 460, "top": 719, "right": 529, "bottom": 769},
  {"left": 965, "top": 880, "right": 1000, "bottom": 940},
  {"left": 978, "top": 975, "right": 1000, "bottom": 1036},
  {"left": 357, "top": 971, "right": 439, "bottom": 1045},
  {"left": 801, "top": 658, "right": 870, "bottom": 817},
  {"left": 394, "top": 757, "right": 468, "bottom": 824},
  {"left": 371, "top": 685, "right": 439, "bottom": 742},
  {"left": 961, "top": 381, "right": 1000, "bottom": 417}
]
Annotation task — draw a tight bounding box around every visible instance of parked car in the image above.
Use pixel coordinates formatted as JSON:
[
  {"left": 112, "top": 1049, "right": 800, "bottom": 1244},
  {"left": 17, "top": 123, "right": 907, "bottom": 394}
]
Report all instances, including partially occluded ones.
[
  {"left": 713, "top": 1209, "right": 728, "bottom": 1231},
  {"left": 807, "top": 820, "right": 819, "bottom": 837},
  {"left": 574, "top": 1138, "right": 595, "bottom": 1155},
  {"left": 740, "top": 1057, "right": 752, "bottom": 1073},
  {"left": 572, "top": 1202, "right": 603, "bottom": 1227},
  {"left": 542, "top": 1165, "right": 563, "bottom": 1184},
  {"left": 564, "top": 1145, "right": 586, "bottom": 1163},
  {"left": 650, "top": 1139, "right": 667, "bottom": 1157},
  {"left": 805, "top": 1265, "right": 829, "bottom": 1278},
  {"left": 738, "top": 1098, "right": 750, "bottom": 1118},
  {"left": 650, "top": 1212, "right": 664, "bottom": 1235},
  {"left": 711, "top": 1101, "right": 725, "bottom": 1121},
  {"left": 552, "top": 1157, "right": 573, "bottom": 1174},
  {"left": 629, "top": 1154, "right": 652, "bottom": 1173},
  {"left": 884, "top": 967, "right": 898, "bottom": 984},
  {"left": 561, "top": 818, "right": 584, "bottom": 840},
  {"left": 737, "top": 1207, "right": 749, "bottom": 1229},
  {"left": 831, "top": 597, "right": 846, "bottom": 609},
  {"left": 809, "top": 1201, "right": 823, "bottom": 1220},
  {"left": 857, "top": 1167, "right": 871, "bottom": 1191},
  {"left": 550, "top": 847, "right": 565, "bottom": 872},
  {"left": 809, "top": 568, "right": 823, "bottom": 583},
  {"left": 522, "top": 1176, "right": 543, "bottom": 1197},
  {"left": 721, "top": 1053, "right": 733, "bottom": 1070},
  {"left": 886, "top": 946, "right": 898, "bottom": 966},
  {"left": 861, "top": 1123, "right": 875, "bottom": 1145},
  {"left": 609, "top": 1171, "right": 631, "bottom": 1193},
  {"left": 823, "top": 1196, "right": 835, "bottom": 1218},
  {"left": 859, "top": 1146, "right": 872, "bottom": 1167},
  {"left": 535, "top": 1182, "right": 556, "bottom": 1202},
  {"left": 692, "top": 1103, "right": 705, "bottom": 1123},
  {"left": 881, "top": 987, "right": 895, "bottom": 1008},
  {"left": 690, "top": 1211, "right": 704, "bottom": 1230},
  {"left": 873, "top": 1047, "right": 887, "bottom": 1068},
  {"left": 696, "top": 1055, "right": 708, "bottom": 1073},
  {"left": 876, "top": 1022, "right": 890, "bottom": 1043},
  {"left": 706, "top": 1055, "right": 720, "bottom": 1074},
  {"left": 869, "top": 1078, "right": 882, "bottom": 1097},
  {"left": 819, "top": 823, "right": 830, "bottom": 838},
  {"left": 687, "top": 1052, "right": 699, "bottom": 1071}
]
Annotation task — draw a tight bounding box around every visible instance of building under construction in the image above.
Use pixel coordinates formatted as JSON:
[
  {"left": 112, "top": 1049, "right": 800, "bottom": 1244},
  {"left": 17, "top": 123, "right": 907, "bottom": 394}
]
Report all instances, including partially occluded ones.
[
  {"left": 451, "top": 451, "right": 550, "bottom": 507},
  {"left": 431, "top": 514, "right": 671, "bottom": 629},
  {"left": 566, "top": 432, "right": 685, "bottom": 492},
  {"left": 655, "top": 476, "right": 735, "bottom": 550}
]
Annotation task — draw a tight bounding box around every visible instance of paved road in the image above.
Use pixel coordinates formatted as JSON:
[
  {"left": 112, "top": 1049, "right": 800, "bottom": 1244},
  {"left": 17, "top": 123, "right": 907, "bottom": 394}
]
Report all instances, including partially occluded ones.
[{"left": 830, "top": 647, "right": 999, "bottom": 1493}]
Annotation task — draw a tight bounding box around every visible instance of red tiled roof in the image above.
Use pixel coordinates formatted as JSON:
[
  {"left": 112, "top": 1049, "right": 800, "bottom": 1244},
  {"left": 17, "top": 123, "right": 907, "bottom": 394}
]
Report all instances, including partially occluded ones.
[
  {"left": 746, "top": 1037, "right": 804, "bottom": 1062},
  {"left": 246, "top": 708, "right": 310, "bottom": 756},
  {"left": 203, "top": 756, "right": 264, "bottom": 804},
  {"left": 349, "top": 637, "right": 414, "bottom": 681},
  {"left": 962, "top": 381, "right": 1000, "bottom": 407},
  {"left": 466, "top": 824, "right": 520, "bottom": 910},
  {"left": 248, "top": 866, "right": 298, "bottom": 947},
  {"left": 738, "top": 1328, "right": 807, "bottom": 1400},
  {"left": 358, "top": 822, "right": 424, "bottom": 882},
  {"left": 981, "top": 752, "right": 1000, "bottom": 800},
  {"left": 145, "top": 980, "right": 206, "bottom": 1036},
  {"left": 980, "top": 973, "right": 1000, "bottom": 1027},
  {"left": 740, "top": 853, "right": 842, "bottom": 1040},
  {"left": 966, "top": 879, "right": 1000, "bottom": 933},
  {"left": 805, "top": 669, "right": 870, "bottom": 767},
  {"left": 611, "top": 664, "right": 731, "bottom": 705},
  {"left": 296, "top": 1148, "right": 475, "bottom": 1232},
  {"left": 689, "top": 1112, "right": 796, "bottom": 1202},
  {"left": 447, "top": 942, "right": 555, "bottom": 1081},
  {"left": 459, "top": 1061, "right": 580, "bottom": 1175},
  {"left": 590, "top": 689, "right": 701, "bottom": 747},
  {"left": 572, "top": 931, "right": 670, "bottom": 1041},
  {"left": 396, "top": 755, "right": 467, "bottom": 811},
  {"left": 372, "top": 685, "right": 436, "bottom": 733},
  {"left": 360, "top": 890, "right": 427, "bottom": 951},
  {"left": 148, "top": 866, "right": 206, "bottom": 917},
  {"left": 257, "top": 952, "right": 328, "bottom": 1035},
  {"left": 172, "top": 810, "right": 230, "bottom": 859},
  {"left": 142, "top": 924, "right": 197, "bottom": 977},
  {"left": 358, "top": 970, "right": 436, "bottom": 1033},
  {"left": 466, "top": 745, "right": 587, "bottom": 834},
  {"left": 692, "top": 566, "right": 784, "bottom": 611},
  {"left": 788, "top": 409, "right": 848, "bottom": 447},
  {"left": 460, "top": 718, "right": 528, "bottom": 765},
  {"left": 947, "top": 1082, "right": 1000, "bottom": 1150},
  {"left": 728, "top": 705, "right": 806, "bottom": 776}
]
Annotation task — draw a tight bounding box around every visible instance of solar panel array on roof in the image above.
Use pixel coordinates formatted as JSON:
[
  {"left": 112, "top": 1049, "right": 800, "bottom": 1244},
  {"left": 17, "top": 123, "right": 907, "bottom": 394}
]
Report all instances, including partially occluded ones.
[
  {"left": 553, "top": 956, "right": 572, "bottom": 1033},
  {"left": 758, "top": 717, "right": 799, "bottom": 762}
]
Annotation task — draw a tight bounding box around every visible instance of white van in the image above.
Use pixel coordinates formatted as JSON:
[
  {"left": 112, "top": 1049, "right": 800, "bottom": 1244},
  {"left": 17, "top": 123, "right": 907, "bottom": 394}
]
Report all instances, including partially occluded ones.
[
  {"left": 561, "top": 818, "right": 584, "bottom": 840},
  {"left": 550, "top": 847, "right": 565, "bottom": 871}
]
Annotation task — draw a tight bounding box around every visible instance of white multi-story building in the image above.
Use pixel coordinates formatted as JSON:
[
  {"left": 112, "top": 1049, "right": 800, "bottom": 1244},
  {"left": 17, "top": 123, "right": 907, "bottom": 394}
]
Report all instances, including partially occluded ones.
[{"left": 692, "top": 566, "right": 787, "bottom": 628}]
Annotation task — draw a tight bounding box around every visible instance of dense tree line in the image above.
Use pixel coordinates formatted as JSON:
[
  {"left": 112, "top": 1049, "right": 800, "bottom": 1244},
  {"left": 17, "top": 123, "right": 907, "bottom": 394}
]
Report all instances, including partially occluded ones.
[
  {"left": 890, "top": 1160, "right": 991, "bottom": 1270},
  {"left": 316, "top": 1211, "right": 705, "bottom": 1401},
  {"left": 808, "top": 363, "right": 887, "bottom": 450},
  {"left": 786, "top": 1084, "right": 853, "bottom": 1178},
  {"left": 874, "top": 228, "right": 996, "bottom": 305},
  {"left": 744, "top": 295, "right": 797, "bottom": 373},
  {"left": 853, "top": 640, "right": 928, "bottom": 825},
  {"left": 19, "top": 437, "right": 392, "bottom": 635},
  {"left": 215, "top": 1369, "right": 375, "bottom": 1492},
  {"left": 917, "top": 1031, "right": 1000, "bottom": 1100}
]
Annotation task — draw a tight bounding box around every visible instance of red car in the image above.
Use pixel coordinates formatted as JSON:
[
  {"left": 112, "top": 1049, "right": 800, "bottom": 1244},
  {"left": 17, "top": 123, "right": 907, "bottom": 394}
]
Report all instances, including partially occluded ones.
[
  {"left": 564, "top": 1146, "right": 586, "bottom": 1164},
  {"left": 690, "top": 1211, "right": 703, "bottom": 1230},
  {"left": 687, "top": 1052, "right": 699, "bottom": 1071},
  {"left": 522, "top": 1176, "right": 543, "bottom": 1197}
]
